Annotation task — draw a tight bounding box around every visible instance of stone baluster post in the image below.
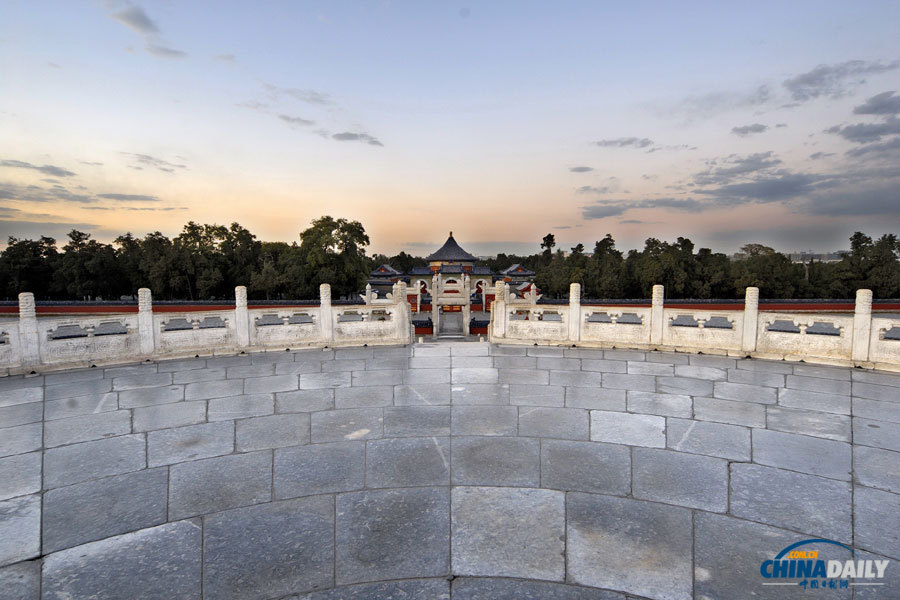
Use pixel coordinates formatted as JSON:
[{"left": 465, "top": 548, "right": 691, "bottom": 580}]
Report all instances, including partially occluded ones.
[
  {"left": 235, "top": 286, "right": 250, "bottom": 349},
  {"left": 568, "top": 283, "right": 581, "bottom": 343},
  {"left": 491, "top": 281, "right": 507, "bottom": 340},
  {"left": 320, "top": 284, "right": 334, "bottom": 342},
  {"left": 649, "top": 285, "right": 665, "bottom": 346},
  {"left": 852, "top": 289, "right": 873, "bottom": 363},
  {"left": 741, "top": 287, "right": 759, "bottom": 354},
  {"left": 18, "top": 292, "right": 41, "bottom": 367},
  {"left": 365, "top": 284, "right": 373, "bottom": 305},
  {"left": 138, "top": 288, "right": 155, "bottom": 356}
]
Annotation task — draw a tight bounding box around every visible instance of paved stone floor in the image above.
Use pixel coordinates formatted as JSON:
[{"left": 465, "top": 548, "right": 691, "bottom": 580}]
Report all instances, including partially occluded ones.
[{"left": 1, "top": 342, "right": 899, "bottom": 599}]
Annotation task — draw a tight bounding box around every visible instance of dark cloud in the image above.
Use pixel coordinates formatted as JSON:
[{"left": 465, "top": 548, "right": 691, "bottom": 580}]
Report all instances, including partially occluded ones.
[
  {"left": 698, "top": 172, "right": 827, "bottom": 203},
  {"left": 278, "top": 114, "right": 315, "bottom": 127},
  {"left": 96, "top": 193, "right": 159, "bottom": 202},
  {"left": 809, "top": 152, "right": 835, "bottom": 160},
  {"left": 577, "top": 185, "right": 615, "bottom": 195},
  {"left": 569, "top": 166, "right": 593, "bottom": 173},
  {"left": 693, "top": 152, "right": 782, "bottom": 186},
  {"left": 853, "top": 91, "right": 900, "bottom": 116},
  {"left": 594, "top": 137, "right": 653, "bottom": 148},
  {"left": 845, "top": 136, "right": 900, "bottom": 159},
  {"left": 776, "top": 123, "right": 788, "bottom": 128},
  {"left": 332, "top": 132, "right": 383, "bottom": 146},
  {"left": 620, "top": 220, "right": 644, "bottom": 224},
  {"left": 582, "top": 197, "right": 703, "bottom": 220},
  {"left": 146, "top": 43, "right": 187, "bottom": 58},
  {"left": 731, "top": 123, "right": 768, "bottom": 137},
  {"left": 782, "top": 60, "right": 900, "bottom": 101},
  {"left": 826, "top": 119, "right": 900, "bottom": 143},
  {"left": 111, "top": 6, "right": 159, "bottom": 35},
  {"left": 799, "top": 184, "right": 900, "bottom": 216},
  {"left": 0, "top": 182, "right": 92, "bottom": 203},
  {"left": 122, "top": 153, "right": 187, "bottom": 173},
  {"left": 0, "top": 159, "right": 75, "bottom": 177}
]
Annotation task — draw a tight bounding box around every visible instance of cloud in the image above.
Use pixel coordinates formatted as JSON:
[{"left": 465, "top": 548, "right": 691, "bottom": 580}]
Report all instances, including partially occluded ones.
[
  {"left": 783, "top": 60, "right": 900, "bottom": 101},
  {"left": 263, "top": 82, "right": 334, "bottom": 106},
  {"left": 581, "top": 197, "right": 704, "bottom": 220},
  {"left": 776, "top": 123, "right": 788, "bottom": 128},
  {"left": 214, "top": 53, "right": 236, "bottom": 63},
  {"left": 111, "top": 5, "right": 159, "bottom": 35},
  {"left": 619, "top": 219, "right": 645, "bottom": 224},
  {"left": 146, "top": 43, "right": 187, "bottom": 59},
  {"left": 845, "top": 136, "right": 900, "bottom": 158},
  {"left": 853, "top": 91, "right": 900, "bottom": 116},
  {"left": 594, "top": 137, "right": 653, "bottom": 148},
  {"left": 332, "top": 132, "right": 383, "bottom": 146},
  {"left": 692, "top": 151, "right": 782, "bottom": 185},
  {"left": 731, "top": 123, "right": 768, "bottom": 137},
  {"left": 278, "top": 114, "right": 315, "bottom": 127},
  {"left": 0, "top": 181, "right": 93, "bottom": 203},
  {"left": 122, "top": 152, "right": 187, "bottom": 173},
  {"left": 809, "top": 152, "right": 835, "bottom": 160},
  {"left": 96, "top": 193, "right": 159, "bottom": 202},
  {"left": 569, "top": 166, "right": 593, "bottom": 173},
  {"left": 825, "top": 119, "right": 900, "bottom": 143},
  {"left": 666, "top": 85, "right": 771, "bottom": 120},
  {"left": 698, "top": 172, "right": 827, "bottom": 203},
  {"left": 79, "top": 160, "right": 103, "bottom": 166},
  {"left": 0, "top": 159, "right": 75, "bottom": 177},
  {"left": 83, "top": 206, "right": 184, "bottom": 211},
  {"left": 799, "top": 184, "right": 900, "bottom": 216}
]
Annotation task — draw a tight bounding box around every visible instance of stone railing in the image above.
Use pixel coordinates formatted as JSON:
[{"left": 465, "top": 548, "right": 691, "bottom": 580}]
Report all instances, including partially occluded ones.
[
  {"left": 0, "top": 283, "right": 411, "bottom": 374},
  {"left": 489, "top": 282, "right": 900, "bottom": 371}
]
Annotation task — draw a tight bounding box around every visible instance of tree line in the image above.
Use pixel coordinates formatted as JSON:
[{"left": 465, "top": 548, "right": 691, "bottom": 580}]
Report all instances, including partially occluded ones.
[{"left": 0, "top": 217, "right": 897, "bottom": 301}]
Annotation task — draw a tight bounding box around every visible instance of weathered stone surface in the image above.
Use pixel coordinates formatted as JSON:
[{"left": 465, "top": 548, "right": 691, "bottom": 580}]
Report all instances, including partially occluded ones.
[
  {"left": 42, "top": 468, "right": 168, "bottom": 553},
  {"left": 549, "top": 370, "right": 604, "bottom": 388},
  {"left": 117, "top": 384, "right": 184, "bottom": 408},
  {"left": 493, "top": 355, "right": 536, "bottom": 369},
  {"left": 627, "top": 361, "right": 673, "bottom": 376},
  {"left": 675, "top": 365, "right": 727, "bottom": 381},
  {"left": 452, "top": 486, "right": 564, "bottom": 581},
  {"left": 0, "top": 495, "right": 40, "bottom": 567},
  {"left": 646, "top": 351, "right": 689, "bottom": 364},
  {"left": 498, "top": 368, "right": 549, "bottom": 385},
  {"left": 274, "top": 441, "right": 365, "bottom": 498},
  {"left": 275, "top": 361, "right": 322, "bottom": 375},
  {"left": 235, "top": 413, "right": 309, "bottom": 451},
  {"left": 854, "top": 417, "right": 900, "bottom": 452},
  {"left": 854, "top": 485, "right": 900, "bottom": 560},
  {"left": 451, "top": 383, "right": 509, "bottom": 405},
  {"left": 603, "top": 349, "right": 645, "bottom": 361},
  {"left": 403, "top": 367, "right": 451, "bottom": 384},
  {"left": 0, "top": 452, "right": 41, "bottom": 501},
  {"left": 536, "top": 357, "right": 580, "bottom": 371},
  {"left": 793, "top": 364, "right": 850, "bottom": 380},
  {"left": 565, "top": 387, "right": 625, "bottom": 411},
  {"left": 752, "top": 428, "right": 851, "bottom": 480},
  {"left": 657, "top": 375, "right": 713, "bottom": 396},
  {"left": 172, "top": 367, "right": 227, "bottom": 384},
  {"left": 366, "top": 357, "right": 409, "bottom": 371},
  {"left": 352, "top": 369, "right": 403, "bottom": 387},
  {"left": 852, "top": 549, "right": 898, "bottom": 600},
  {"left": 112, "top": 372, "right": 171, "bottom": 391},
  {"left": 44, "top": 434, "right": 146, "bottom": 489},
  {"left": 451, "top": 436, "right": 539, "bottom": 486},
  {"left": 0, "top": 387, "right": 42, "bottom": 408},
  {"left": 518, "top": 406, "right": 589, "bottom": 439},
  {"left": 0, "top": 401, "right": 43, "bottom": 429},
  {"left": 334, "top": 385, "right": 393, "bottom": 409},
  {"left": 158, "top": 357, "right": 206, "bottom": 372},
  {"left": 567, "top": 493, "right": 692, "bottom": 600},
  {"left": 854, "top": 446, "right": 900, "bottom": 493},
  {"left": 0, "top": 560, "right": 40, "bottom": 600},
  {"left": 45, "top": 378, "right": 112, "bottom": 401},
  {"left": 778, "top": 387, "right": 850, "bottom": 414},
  {"left": 735, "top": 358, "right": 793, "bottom": 373},
  {"left": 689, "top": 354, "right": 735, "bottom": 369},
  {"left": 43, "top": 410, "right": 131, "bottom": 447},
  {"left": 366, "top": 437, "right": 450, "bottom": 487},
  {"left": 452, "top": 356, "right": 493, "bottom": 368},
  {"left": 580, "top": 358, "right": 627, "bottom": 373},
  {"left": 297, "top": 579, "right": 450, "bottom": 600},
  {"left": 184, "top": 378, "right": 243, "bottom": 400},
  {"left": 666, "top": 417, "right": 750, "bottom": 460},
  {"left": 383, "top": 406, "right": 450, "bottom": 437},
  {"left": 311, "top": 407, "right": 383, "bottom": 442},
  {"left": 632, "top": 447, "right": 728, "bottom": 511},
  {"left": 787, "top": 374, "right": 850, "bottom": 395},
  {"left": 276, "top": 388, "right": 334, "bottom": 412},
  {"left": 693, "top": 512, "right": 846, "bottom": 600},
  {"left": 409, "top": 357, "right": 451, "bottom": 369},
  {"left": 600, "top": 373, "right": 656, "bottom": 392},
  {"left": 133, "top": 400, "right": 206, "bottom": 432},
  {"left": 507, "top": 384, "right": 565, "bottom": 407},
  {"left": 204, "top": 496, "right": 333, "bottom": 600},
  {"left": 452, "top": 405, "right": 517, "bottom": 436},
  {"left": 147, "top": 421, "right": 234, "bottom": 466},
  {"left": 626, "top": 391, "right": 692, "bottom": 417},
  {"left": 590, "top": 411, "right": 665, "bottom": 447},
  {"left": 226, "top": 364, "right": 274, "bottom": 379},
  {"left": 41, "top": 520, "right": 202, "bottom": 600},
  {"left": 693, "top": 396, "right": 766, "bottom": 427},
  {"left": 766, "top": 406, "right": 850, "bottom": 441},
  {"left": 451, "top": 578, "right": 623, "bottom": 600},
  {"left": 854, "top": 397, "right": 900, "bottom": 423},
  {"left": 393, "top": 383, "right": 451, "bottom": 405},
  {"left": 853, "top": 369, "right": 900, "bottom": 387},
  {"left": 730, "top": 463, "right": 852, "bottom": 542},
  {"left": 43, "top": 392, "right": 117, "bottom": 421},
  {"left": 207, "top": 393, "right": 274, "bottom": 421},
  {"left": 299, "top": 371, "right": 352, "bottom": 389},
  {"left": 713, "top": 381, "right": 777, "bottom": 404},
  {"left": 241, "top": 374, "right": 298, "bottom": 394},
  {"left": 335, "top": 487, "right": 449, "bottom": 584},
  {"left": 451, "top": 367, "right": 499, "bottom": 384},
  {"left": 726, "top": 368, "right": 784, "bottom": 387},
  {"left": 169, "top": 452, "right": 271, "bottom": 519},
  {"left": 0, "top": 424, "right": 41, "bottom": 458},
  {"left": 540, "top": 439, "right": 630, "bottom": 494}
]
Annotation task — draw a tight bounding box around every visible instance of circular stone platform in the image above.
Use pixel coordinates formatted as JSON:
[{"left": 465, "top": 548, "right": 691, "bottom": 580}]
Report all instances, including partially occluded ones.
[{"left": 0, "top": 342, "right": 898, "bottom": 599}]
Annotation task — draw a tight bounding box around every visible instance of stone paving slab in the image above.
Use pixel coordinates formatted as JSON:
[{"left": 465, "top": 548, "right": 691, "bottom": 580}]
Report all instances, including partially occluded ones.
[
  {"left": 0, "top": 560, "right": 40, "bottom": 600},
  {"left": 4, "top": 343, "right": 900, "bottom": 599}
]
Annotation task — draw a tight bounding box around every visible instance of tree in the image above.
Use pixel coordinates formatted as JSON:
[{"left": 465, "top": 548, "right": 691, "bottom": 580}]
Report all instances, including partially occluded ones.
[
  {"left": 294, "top": 216, "right": 371, "bottom": 298},
  {"left": 541, "top": 233, "right": 556, "bottom": 261},
  {"left": 584, "top": 234, "right": 626, "bottom": 298},
  {"left": 731, "top": 243, "right": 803, "bottom": 298},
  {"left": 0, "top": 236, "right": 59, "bottom": 299}
]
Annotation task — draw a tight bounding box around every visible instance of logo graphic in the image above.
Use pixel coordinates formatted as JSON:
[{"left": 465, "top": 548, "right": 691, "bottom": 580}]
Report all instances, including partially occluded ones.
[{"left": 760, "top": 539, "right": 890, "bottom": 591}]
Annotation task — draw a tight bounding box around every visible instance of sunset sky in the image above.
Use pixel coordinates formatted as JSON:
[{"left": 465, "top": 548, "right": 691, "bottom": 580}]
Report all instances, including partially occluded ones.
[{"left": 2, "top": 1, "right": 899, "bottom": 256}]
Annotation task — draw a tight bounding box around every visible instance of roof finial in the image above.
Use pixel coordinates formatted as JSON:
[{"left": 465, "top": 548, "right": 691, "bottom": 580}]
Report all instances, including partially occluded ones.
[{"left": 450, "top": 231, "right": 453, "bottom": 237}]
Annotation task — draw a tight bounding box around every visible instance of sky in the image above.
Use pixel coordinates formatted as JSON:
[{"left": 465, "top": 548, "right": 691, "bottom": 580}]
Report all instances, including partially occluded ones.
[{"left": 2, "top": 1, "right": 900, "bottom": 257}]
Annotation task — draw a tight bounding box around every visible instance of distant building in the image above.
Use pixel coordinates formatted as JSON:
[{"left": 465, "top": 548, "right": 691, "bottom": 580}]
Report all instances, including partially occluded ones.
[{"left": 787, "top": 252, "right": 846, "bottom": 264}]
